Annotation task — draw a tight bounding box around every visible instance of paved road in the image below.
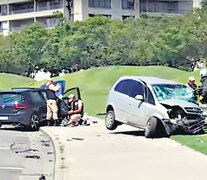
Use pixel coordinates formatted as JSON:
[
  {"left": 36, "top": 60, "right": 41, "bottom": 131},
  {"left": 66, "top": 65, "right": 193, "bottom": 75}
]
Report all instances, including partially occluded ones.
[
  {"left": 41, "top": 116, "right": 207, "bottom": 180},
  {"left": 0, "top": 126, "right": 55, "bottom": 180}
]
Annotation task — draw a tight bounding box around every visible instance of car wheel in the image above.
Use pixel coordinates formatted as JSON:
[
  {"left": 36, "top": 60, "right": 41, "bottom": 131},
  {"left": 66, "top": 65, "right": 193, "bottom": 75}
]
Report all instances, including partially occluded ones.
[
  {"left": 105, "top": 110, "right": 118, "bottom": 130},
  {"left": 145, "top": 117, "right": 158, "bottom": 138},
  {"left": 30, "top": 114, "right": 40, "bottom": 131}
]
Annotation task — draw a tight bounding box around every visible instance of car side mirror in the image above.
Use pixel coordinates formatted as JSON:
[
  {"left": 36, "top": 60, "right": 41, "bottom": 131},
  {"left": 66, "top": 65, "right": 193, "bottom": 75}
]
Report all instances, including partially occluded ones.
[{"left": 135, "top": 95, "right": 144, "bottom": 101}]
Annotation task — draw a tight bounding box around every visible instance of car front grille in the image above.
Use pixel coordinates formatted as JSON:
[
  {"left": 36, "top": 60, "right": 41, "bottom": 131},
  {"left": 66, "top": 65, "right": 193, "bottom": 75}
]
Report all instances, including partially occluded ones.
[{"left": 184, "top": 107, "right": 202, "bottom": 114}]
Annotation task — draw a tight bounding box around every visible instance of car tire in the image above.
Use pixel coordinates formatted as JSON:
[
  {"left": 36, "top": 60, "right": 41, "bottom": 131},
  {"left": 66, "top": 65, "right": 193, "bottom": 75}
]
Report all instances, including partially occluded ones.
[
  {"left": 30, "top": 114, "right": 40, "bottom": 131},
  {"left": 145, "top": 117, "right": 158, "bottom": 138},
  {"left": 105, "top": 110, "right": 118, "bottom": 130}
]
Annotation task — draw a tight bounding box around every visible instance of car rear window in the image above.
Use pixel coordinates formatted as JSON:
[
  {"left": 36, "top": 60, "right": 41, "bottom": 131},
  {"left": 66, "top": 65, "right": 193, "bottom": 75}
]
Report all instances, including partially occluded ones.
[{"left": 0, "top": 93, "right": 23, "bottom": 104}]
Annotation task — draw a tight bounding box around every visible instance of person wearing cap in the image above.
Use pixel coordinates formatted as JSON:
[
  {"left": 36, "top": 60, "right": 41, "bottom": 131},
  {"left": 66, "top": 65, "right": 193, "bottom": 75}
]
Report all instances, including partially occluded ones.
[
  {"left": 187, "top": 76, "right": 197, "bottom": 91},
  {"left": 187, "top": 76, "right": 198, "bottom": 102},
  {"left": 45, "top": 78, "right": 61, "bottom": 126},
  {"left": 66, "top": 94, "right": 83, "bottom": 127}
]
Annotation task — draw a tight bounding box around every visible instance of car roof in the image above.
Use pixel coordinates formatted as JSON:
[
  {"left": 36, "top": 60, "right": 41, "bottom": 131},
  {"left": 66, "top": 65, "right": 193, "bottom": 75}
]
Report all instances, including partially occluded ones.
[
  {"left": 0, "top": 88, "right": 42, "bottom": 93},
  {"left": 119, "top": 76, "right": 180, "bottom": 85}
]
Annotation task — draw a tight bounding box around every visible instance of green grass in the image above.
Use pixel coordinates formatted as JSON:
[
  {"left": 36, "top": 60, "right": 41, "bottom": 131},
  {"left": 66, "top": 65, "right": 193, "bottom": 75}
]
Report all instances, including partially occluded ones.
[
  {"left": 0, "top": 73, "right": 35, "bottom": 90},
  {"left": 1, "top": 66, "right": 207, "bottom": 155},
  {"left": 30, "top": 66, "right": 201, "bottom": 116},
  {"left": 0, "top": 66, "right": 201, "bottom": 116},
  {"left": 171, "top": 128, "right": 207, "bottom": 155}
]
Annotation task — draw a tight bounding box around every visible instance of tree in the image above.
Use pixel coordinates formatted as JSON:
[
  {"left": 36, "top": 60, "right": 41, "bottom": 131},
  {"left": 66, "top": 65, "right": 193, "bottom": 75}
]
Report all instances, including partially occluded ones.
[
  {"left": 14, "top": 23, "right": 48, "bottom": 76},
  {"left": 0, "top": 34, "right": 17, "bottom": 73}
]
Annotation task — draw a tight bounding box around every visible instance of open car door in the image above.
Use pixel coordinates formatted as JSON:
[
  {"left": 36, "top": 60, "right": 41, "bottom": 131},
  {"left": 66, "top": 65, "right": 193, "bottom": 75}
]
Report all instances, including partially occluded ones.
[
  {"left": 59, "top": 87, "right": 82, "bottom": 118},
  {"left": 63, "top": 87, "right": 81, "bottom": 100}
]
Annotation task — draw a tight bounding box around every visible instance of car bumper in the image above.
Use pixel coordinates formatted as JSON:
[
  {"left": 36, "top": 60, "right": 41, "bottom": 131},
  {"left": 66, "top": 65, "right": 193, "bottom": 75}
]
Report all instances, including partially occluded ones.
[
  {"left": 0, "top": 112, "right": 29, "bottom": 126},
  {"left": 181, "top": 119, "right": 205, "bottom": 134},
  {"left": 163, "top": 118, "right": 205, "bottom": 134}
]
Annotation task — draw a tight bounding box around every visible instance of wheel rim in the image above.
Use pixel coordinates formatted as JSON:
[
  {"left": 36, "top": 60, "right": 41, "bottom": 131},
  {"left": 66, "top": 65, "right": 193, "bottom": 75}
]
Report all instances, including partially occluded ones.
[
  {"left": 146, "top": 121, "right": 151, "bottom": 131},
  {"left": 31, "top": 115, "right": 39, "bottom": 129},
  {"left": 106, "top": 112, "right": 114, "bottom": 127}
]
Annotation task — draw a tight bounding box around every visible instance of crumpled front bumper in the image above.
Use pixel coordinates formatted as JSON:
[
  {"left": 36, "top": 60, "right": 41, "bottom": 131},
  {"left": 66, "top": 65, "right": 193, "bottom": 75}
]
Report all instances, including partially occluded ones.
[
  {"left": 163, "top": 117, "right": 205, "bottom": 134},
  {"left": 181, "top": 119, "right": 205, "bottom": 134}
]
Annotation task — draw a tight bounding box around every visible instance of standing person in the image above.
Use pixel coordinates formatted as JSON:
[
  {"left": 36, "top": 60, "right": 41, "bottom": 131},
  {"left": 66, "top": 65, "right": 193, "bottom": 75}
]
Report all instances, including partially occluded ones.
[
  {"left": 66, "top": 94, "right": 83, "bottom": 127},
  {"left": 199, "top": 69, "right": 207, "bottom": 103},
  {"left": 187, "top": 76, "right": 197, "bottom": 90},
  {"left": 187, "top": 76, "right": 198, "bottom": 101},
  {"left": 46, "top": 78, "right": 61, "bottom": 126}
]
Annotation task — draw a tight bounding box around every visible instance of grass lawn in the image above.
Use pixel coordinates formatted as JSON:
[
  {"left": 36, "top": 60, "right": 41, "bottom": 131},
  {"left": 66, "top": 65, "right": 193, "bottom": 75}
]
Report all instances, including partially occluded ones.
[
  {"left": 171, "top": 128, "right": 207, "bottom": 155},
  {"left": 1, "top": 66, "right": 200, "bottom": 116},
  {"left": 1, "top": 66, "right": 207, "bottom": 155},
  {"left": 30, "top": 65, "right": 201, "bottom": 117},
  {"left": 0, "top": 73, "right": 34, "bottom": 90}
]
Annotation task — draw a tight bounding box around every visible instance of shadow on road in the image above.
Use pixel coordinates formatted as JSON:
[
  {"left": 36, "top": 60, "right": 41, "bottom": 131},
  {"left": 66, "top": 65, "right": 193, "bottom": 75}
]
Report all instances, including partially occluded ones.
[
  {"left": 0, "top": 126, "right": 38, "bottom": 132},
  {"left": 110, "top": 130, "right": 145, "bottom": 137},
  {"left": 0, "top": 122, "right": 49, "bottom": 132}
]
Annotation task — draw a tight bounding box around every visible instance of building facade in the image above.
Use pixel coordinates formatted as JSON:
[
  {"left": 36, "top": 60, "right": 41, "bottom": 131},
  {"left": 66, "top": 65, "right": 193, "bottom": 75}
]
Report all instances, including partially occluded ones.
[{"left": 0, "top": 0, "right": 204, "bottom": 35}]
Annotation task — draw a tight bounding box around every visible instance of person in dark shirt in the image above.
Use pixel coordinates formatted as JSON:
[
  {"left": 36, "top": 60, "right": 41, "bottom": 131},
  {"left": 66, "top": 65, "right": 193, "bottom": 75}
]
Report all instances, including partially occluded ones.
[{"left": 46, "top": 78, "right": 61, "bottom": 126}]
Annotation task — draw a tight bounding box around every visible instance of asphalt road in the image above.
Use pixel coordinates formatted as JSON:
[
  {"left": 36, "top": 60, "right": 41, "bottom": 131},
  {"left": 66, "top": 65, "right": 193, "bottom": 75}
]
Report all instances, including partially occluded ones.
[
  {"left": 0, "top": 126, "right": 55, "bottom": 180},
  {"left": 41, "top": 116, "right": 207, "bottom": 180}
]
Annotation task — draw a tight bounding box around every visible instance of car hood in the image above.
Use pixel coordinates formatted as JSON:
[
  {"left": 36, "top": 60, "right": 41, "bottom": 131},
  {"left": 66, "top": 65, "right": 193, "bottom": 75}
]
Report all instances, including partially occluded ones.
[{"left": 160, "top": 99, "right": 198, "bottom": 108}]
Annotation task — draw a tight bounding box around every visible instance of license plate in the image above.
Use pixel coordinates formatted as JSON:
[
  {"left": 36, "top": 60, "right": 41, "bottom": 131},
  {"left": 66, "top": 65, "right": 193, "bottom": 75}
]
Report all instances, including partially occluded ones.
[{"left": 0, "top": 116, "right": 8, "bottom": 120}]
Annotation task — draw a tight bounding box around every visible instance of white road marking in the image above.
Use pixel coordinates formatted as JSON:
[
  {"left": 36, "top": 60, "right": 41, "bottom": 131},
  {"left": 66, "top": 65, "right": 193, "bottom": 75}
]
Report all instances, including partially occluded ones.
[{"left": 0, "top": 167, "right": 23, "bottom": 170}]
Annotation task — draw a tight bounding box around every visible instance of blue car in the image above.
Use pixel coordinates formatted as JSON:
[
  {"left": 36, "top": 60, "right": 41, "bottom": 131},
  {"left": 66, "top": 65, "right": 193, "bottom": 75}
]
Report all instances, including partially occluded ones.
[
  {"left": 0, "top": 88, "right": 47, "bottom": 130},
  {"left": 0, "top": 81, "right": 81, "bottom": 130}
]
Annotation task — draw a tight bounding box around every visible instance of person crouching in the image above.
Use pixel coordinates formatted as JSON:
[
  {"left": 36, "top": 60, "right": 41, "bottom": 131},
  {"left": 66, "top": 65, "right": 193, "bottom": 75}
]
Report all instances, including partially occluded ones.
[{"left": 67, "top": 94, "right": 83, "bottom": 127}]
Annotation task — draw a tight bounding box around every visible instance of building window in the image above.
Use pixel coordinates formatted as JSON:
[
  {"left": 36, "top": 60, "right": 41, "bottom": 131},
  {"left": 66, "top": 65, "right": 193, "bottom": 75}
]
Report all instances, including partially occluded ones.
[
  {"left": 10, "top": 2, "right": 34, "bottom": 15},
  {"left": 37, "top": 1, "right": 47, "bottom": 11},
  {"left": 140, "top": 0, "right": 178, "bottom": 14},
  {"left": 88, "top": 0, "right": 111, "bottom": 8},
  {"left": 122, "top": 0, "right": 135, "bottom": 9},
  {"left": 10, "top": 19, "right": 34, "bottom": 32},
  {"left": 50, "top": 0, "right": 62, "bottom": 10},
  {"left": 89, "top": 14, "right": 111, "bottom": 18},
  {"left": 37, "top": 16, "right": 59, "bottom": 28},
  {"left": 0, "top": 5, "right": 7, "bottom": 16},
  {"left": 37, "top": 0, "right": 62, "bottom": 11}
]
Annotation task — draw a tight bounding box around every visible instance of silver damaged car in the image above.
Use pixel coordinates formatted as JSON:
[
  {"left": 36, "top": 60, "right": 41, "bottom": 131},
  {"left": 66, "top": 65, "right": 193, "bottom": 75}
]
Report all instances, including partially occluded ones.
[{"left": 105, "top": 76, "right": 205, "bottom": 138}]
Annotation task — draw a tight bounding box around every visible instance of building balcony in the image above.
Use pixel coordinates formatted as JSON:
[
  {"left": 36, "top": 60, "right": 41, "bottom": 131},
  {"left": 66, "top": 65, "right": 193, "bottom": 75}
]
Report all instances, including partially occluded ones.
[
  {"left": 140, "top": 9, "right": 186, "bottom": 15},
  {"left": 0, "top": 12, "right": 7, "bottom": 16},
  {"left": 37, "top": 16, "right": 59, "bottom": 28},
  {"left": 10, "top": 18, "right": 34, "bottom": 31},
  {"left": 37, "top": 4, "right": 62, "bottom": 11},
  {"left": 10, "top": 8, "right": 34, "bottom": 15}
]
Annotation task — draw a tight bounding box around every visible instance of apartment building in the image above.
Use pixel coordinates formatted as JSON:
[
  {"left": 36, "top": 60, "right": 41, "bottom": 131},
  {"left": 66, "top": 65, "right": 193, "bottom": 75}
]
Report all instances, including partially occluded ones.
[
  {"left": 0, "top": 0, "right": 204, "bottom": 35},
  {"left": 140, "top": 0, "right": 203, "bottom": 15}
]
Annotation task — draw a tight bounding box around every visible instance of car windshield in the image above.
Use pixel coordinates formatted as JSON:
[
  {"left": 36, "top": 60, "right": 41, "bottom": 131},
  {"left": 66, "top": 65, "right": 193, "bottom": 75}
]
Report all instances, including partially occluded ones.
[{"left": 152, "top": 84, "right": 195, "bottom": 102}]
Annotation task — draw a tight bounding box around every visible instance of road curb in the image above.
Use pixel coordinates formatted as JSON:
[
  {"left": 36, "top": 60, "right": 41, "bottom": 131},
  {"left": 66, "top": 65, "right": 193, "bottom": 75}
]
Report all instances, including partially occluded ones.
[{"left": 40, "top": 127, "right": 63, "bottom": 180}]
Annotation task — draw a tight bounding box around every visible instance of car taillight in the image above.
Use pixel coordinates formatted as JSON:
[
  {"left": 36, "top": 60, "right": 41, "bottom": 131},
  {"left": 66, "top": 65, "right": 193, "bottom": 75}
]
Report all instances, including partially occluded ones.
[{"left": 13, "top": 104, "right": 28, "bottom": 109}]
